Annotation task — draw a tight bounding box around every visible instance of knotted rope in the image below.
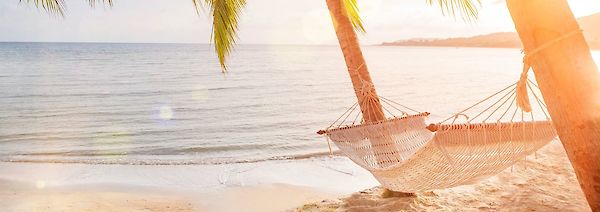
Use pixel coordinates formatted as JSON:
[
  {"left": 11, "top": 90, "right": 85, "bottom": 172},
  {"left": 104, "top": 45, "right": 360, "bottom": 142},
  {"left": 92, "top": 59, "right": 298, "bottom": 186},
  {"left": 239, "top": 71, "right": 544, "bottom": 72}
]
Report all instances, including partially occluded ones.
[
  {"left": 516, "top": 29, "right": 583, "bottom": 112},
  {"left": 318, "top": 63, "right": 425, "bottom": 135},
  {"left": 350, "top": 63, "right": 387, "bottom": 123},
  {"left": 428, "top": 29, "right": 582, "bottom": 132}
]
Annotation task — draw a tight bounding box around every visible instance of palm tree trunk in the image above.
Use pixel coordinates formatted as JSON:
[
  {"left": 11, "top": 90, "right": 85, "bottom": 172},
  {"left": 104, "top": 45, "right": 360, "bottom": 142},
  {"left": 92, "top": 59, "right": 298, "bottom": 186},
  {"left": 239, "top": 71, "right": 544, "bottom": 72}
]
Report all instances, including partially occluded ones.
[
  {"left": 325, "top": 0, "right": 385, "bottom": 123},
  {"left": 506, "top": 0, "right": 600, "bottom": 209},
  {"left": 325, "top": 2, "right": 407, "bottom": 192}
]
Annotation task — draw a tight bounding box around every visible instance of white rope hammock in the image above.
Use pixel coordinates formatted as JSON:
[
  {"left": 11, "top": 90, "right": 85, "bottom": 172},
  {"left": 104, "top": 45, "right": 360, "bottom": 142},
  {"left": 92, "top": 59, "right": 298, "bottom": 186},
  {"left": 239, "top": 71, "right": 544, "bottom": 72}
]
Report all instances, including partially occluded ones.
[
  {"left": 318, "top": 30, "right": 581, "bottom": 192},
  {"left": 320, "top": 80, "right": 556, "bottom": 192}
]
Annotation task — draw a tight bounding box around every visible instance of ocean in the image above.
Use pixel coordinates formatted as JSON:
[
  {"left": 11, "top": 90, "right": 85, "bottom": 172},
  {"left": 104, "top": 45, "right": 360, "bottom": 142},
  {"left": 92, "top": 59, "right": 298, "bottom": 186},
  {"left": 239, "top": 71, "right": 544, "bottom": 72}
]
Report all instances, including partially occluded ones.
[{"left": 1, "top": 43, "right": 598, "bottom": 165}]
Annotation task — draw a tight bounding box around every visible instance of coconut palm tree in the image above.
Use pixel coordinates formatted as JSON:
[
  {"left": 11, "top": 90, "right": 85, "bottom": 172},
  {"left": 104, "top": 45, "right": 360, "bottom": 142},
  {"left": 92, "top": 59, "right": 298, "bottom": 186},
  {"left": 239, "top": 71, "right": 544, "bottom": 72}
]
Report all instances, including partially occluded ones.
[
  {"left": 21, "top": 0, "right": 479, "bottom": 176},
  {"left": 506, "top": 0, "right": 600, "bottom": 210},
  {"left": 323, "top": 0, "right": 479, "bottom": 173},
  {"left": 20, "top": 0, "right": 600, "bottom": 208}
]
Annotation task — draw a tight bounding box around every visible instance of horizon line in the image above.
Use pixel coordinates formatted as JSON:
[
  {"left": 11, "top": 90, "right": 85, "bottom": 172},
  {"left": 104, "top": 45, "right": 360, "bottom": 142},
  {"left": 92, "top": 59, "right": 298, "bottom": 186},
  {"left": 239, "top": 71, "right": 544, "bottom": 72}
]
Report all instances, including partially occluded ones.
[{"left": 0, "top": 41, "right": 384, "bottom": 46}]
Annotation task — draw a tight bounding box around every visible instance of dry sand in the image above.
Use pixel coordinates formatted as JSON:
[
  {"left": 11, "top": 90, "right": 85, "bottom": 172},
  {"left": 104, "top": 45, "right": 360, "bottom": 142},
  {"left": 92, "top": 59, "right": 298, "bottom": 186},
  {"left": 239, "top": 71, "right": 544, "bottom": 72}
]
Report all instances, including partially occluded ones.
[
  {"left": 0, "top": 180, "right": 336, "bottom": 212},
  {"left": 0, "top": 159, "right": 349, "bottom": 212},
  {"left": 296, "top": 140, "right": 591, "bottom": 211},
  {"left": 0, "top": 180, "right": 198, "bottom": 211},
  {"left": 196, "top": 184, "right": 337, "bottom": 211}
]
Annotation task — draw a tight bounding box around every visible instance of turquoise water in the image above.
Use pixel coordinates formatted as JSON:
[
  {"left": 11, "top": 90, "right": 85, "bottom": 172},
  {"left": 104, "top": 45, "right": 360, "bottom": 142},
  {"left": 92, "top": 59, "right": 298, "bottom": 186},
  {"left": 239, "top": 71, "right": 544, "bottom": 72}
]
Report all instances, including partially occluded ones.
[{"left": 0, "top": 43, "right": 597, "bottom": 165}]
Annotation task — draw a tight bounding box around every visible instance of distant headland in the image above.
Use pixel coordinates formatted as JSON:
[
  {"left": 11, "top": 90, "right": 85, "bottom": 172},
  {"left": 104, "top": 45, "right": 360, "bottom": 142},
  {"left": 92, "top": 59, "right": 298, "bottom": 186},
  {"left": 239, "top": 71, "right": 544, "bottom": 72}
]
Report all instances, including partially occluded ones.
[{"left": 382, "top": 13, "right": 600, "bottom": 49}]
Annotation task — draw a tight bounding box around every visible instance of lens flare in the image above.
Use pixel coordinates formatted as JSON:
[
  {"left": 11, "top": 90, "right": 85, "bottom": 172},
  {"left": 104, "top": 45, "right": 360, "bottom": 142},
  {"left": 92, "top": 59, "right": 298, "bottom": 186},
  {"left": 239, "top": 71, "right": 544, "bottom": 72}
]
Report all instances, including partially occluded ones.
[
  {"left": 192, "top": 85, "right": 210, "bottom": 103},
  {"left": 36, "top": 180, "right": 46, "bottom": 189},
  {"left": 159, "top": 105, "right": 174, "bottom": 120}
]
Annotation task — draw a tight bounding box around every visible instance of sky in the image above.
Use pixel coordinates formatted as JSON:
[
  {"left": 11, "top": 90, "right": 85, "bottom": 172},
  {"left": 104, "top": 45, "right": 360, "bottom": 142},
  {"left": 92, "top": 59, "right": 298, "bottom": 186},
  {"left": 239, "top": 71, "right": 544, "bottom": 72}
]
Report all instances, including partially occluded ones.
[{"left": 1, "top": 0, "right": 599, "bottom": 45}]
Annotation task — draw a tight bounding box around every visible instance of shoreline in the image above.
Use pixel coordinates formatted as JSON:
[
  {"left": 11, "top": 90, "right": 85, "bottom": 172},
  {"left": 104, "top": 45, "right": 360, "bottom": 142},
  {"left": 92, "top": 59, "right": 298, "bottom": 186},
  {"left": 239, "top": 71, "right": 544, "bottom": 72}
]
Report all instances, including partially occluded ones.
[
  {"left": 0, "top": 150, "right": 343, "bottom": 166},
  {"left": 0, "top": 140, "right": 591, "bottom": 211},
  {"left": 0, "top": 156, "right": 377, "bottom": 212}
]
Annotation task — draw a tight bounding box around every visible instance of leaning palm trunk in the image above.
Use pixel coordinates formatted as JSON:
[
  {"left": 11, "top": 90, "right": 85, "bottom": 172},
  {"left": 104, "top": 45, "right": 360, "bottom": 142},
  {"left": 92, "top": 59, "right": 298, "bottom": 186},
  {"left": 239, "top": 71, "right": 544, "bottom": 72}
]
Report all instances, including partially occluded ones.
[
  {"left": 325, "top": 0, "right": 384, "bottom": 122},
  {"left": 325, "top": 0, "right": 397, "bottom": 167},
  {"left": 507, "top": 0, "right": 600, "bottom": 209}
]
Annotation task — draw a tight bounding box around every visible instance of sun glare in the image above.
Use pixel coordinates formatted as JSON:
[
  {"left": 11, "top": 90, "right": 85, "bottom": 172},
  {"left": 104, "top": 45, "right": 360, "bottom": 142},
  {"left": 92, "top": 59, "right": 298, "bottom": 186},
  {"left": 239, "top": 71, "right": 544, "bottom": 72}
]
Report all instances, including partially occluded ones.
[
  {"left": 302, "top": 9, "right": 335, "bottom": 45},
  {"left": 2, "top": 0, "right": 600, "bottom": 211},
  {"left": 570, "top": 0, "right": 600, "bottom": 17}
]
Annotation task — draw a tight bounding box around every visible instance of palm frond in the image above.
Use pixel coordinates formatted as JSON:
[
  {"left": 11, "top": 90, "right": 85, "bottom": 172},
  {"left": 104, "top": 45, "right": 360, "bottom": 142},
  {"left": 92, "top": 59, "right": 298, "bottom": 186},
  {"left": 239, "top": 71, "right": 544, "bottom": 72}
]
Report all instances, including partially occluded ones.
[
  {"left": 87, "top": 0, "right": 113, "bottom": 8},
  {"left": 20, "top": 0, "right": 113, "bottom": 16},
  {"left": 20, "top": 0, "right": 66, "bottom": 16},
  {"left": 342, "top": 0, "right": 365, "bottom": 33},
  {"left": 193, "top": 0, "right": 247, "bottom": 72},
  {"left": 426, "top": 0, "right": 481, "bottom": 21}
]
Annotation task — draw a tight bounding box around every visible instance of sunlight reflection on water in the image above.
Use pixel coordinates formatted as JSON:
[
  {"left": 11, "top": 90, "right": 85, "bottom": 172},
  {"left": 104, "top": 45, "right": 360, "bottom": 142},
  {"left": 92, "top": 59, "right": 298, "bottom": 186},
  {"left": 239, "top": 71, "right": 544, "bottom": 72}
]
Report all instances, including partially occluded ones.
[
  {"left": 159, "top": 105, "right": 174, "bottom": 120},
  {"left": 0, "top": 44, "right": 599, "bottom": 165}
]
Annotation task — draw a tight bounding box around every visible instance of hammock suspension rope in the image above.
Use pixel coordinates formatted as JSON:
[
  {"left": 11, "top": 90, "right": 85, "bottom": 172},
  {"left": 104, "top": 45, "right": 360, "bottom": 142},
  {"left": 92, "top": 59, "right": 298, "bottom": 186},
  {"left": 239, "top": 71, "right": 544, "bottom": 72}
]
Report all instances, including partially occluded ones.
[{"left": 317, "top": 29, "right": 582, "bottom": 192}]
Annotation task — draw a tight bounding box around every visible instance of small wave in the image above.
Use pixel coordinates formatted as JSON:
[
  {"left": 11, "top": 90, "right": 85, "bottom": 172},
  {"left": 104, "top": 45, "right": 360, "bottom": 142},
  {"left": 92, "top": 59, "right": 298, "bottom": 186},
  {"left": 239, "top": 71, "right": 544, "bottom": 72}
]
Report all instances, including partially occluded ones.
[
  {"left": 14, "top": 151, "right": 129, "bottom": 157},
  {"left": 180, "top": 143, "right": 274, "bottom": 153},
  {"left": 207, "top": 85, "right": 255, "bottom": 91},
  {"left": 0, "top": 151, "right": 342, "bottom": 166}
]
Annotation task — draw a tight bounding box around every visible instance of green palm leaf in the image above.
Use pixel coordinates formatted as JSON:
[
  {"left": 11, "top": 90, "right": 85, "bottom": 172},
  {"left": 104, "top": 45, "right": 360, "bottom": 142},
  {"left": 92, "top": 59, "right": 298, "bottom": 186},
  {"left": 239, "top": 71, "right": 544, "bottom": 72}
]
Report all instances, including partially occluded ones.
[
  {"left": 193, "top": 0, "right": 247, "bottom": 72},
  {"left": 426, "top": 0, "right": 481, "bottom": 21},
  {"left": 342, "top": 0, "right": 365, "bottom": 33},
  {"left": 87, "top": 0, "right": 113, "bottom": 8},
  {"left": 20, "top": 0, "right": 113, "bottom": 16},
  {"left": 20, "top": 0, "right": 65, "bottom": 16}
]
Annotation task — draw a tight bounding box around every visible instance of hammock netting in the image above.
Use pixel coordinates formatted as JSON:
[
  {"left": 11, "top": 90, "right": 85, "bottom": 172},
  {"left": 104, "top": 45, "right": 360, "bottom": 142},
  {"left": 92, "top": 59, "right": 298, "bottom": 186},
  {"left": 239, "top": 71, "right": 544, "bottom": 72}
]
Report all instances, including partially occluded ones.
[{"left": 320, "top": 77, "right": 557, "bottom": 192}]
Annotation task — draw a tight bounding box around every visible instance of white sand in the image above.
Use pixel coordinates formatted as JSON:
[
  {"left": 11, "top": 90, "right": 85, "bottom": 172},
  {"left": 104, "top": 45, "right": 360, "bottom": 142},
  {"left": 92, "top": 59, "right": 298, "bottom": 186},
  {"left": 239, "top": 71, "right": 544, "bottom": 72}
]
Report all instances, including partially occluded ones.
[
  {"left": 196, "top": 184, "right": 337, "bottom": 211},
  {"left": 0, "top": 179, "right": 336, "bottom": 212},
  {"left": 0, "top": 180, "right": 198, "bottom": 211},
  {"left": 297, "top": 140, "right": 591, "bottom": 211},
  {"left": 0, "top": 157, "right": 376, "bottom": 212},
  {"left": 0, "top": 140, "right": 590, "bottom": 211}
]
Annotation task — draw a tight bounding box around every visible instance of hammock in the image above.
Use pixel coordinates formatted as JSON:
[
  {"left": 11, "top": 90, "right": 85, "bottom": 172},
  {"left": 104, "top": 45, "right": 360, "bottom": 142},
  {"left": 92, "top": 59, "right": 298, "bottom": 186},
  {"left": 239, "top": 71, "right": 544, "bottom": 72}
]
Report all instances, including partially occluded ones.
[
  {"left": 318, "top": 30, "right": 583, "bottom": 192},
  {"left": 319, "top": 78, "right": 557, "bottom": 193}
]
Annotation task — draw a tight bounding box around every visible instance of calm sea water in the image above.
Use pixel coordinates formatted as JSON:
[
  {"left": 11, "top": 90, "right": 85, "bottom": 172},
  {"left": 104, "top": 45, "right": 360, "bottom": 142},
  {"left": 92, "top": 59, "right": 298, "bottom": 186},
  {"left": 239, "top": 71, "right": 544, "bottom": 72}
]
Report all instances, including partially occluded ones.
[{"left": 1, "top": 43, "right": 598, "bottom": 165}]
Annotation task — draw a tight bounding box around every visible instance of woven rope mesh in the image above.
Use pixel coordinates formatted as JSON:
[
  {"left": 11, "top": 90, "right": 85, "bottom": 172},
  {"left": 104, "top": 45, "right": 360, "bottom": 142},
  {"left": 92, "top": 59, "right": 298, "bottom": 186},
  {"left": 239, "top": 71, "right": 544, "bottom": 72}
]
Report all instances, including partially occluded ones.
[
  {"left": 328, "top": 114, "right": 433, "bottom": 170},
  {"left": 327, "top": 116, "right": 556, "bottom": 192}
]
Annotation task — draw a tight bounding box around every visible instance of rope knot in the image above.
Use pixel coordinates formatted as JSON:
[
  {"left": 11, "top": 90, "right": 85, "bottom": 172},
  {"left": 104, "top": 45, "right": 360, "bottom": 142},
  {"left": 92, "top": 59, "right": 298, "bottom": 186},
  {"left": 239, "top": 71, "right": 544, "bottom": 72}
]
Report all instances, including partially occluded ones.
[{"left": 517, "top": 29, "right": 582, "bottom": 112}]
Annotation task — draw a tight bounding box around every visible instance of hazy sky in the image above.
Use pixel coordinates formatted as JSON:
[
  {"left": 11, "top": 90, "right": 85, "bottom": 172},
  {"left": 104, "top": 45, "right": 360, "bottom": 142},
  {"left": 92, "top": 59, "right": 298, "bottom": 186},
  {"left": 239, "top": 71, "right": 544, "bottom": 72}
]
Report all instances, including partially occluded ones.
[{"left": 1, "top": 0, "right": 599, "bottom": 45}]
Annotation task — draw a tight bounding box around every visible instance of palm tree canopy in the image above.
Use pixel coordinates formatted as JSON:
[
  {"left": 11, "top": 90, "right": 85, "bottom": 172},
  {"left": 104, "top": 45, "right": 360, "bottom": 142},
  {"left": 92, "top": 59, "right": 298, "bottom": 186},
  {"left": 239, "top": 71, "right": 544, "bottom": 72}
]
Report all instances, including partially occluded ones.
[{"left": 23, "top": 0, "right": 480, "bottom": 71}]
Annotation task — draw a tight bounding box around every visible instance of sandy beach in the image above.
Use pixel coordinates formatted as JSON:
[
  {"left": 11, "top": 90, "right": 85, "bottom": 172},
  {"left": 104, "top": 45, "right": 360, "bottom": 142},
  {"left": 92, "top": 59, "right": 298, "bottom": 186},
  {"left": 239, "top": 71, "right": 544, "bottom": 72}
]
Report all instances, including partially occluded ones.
[
  {"left": 0, "top": 156, "right": 377, "bottom": 212},
  {"left": 0, "top": 179, "right": 336, "bottom": 212},
  {"left": 3, "top": 0, "right": 600, "bottom": 210},
  {"left": 0, "top": 180, "right": 197, "bottom": 211},
  {"left": 0, "top": 140, "right": 591, "bottom": 211},
  {"left": 297, "top": 140, "right": 591, "bottom": 211}
]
